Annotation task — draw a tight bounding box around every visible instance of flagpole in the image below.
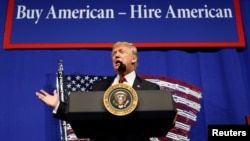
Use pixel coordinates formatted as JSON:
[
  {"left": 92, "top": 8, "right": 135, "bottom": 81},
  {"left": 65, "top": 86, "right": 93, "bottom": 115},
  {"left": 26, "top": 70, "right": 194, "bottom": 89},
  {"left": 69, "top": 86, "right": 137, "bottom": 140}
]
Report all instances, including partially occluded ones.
[{"left": 56, "top": 59, "right": 68, "bottom": 141}]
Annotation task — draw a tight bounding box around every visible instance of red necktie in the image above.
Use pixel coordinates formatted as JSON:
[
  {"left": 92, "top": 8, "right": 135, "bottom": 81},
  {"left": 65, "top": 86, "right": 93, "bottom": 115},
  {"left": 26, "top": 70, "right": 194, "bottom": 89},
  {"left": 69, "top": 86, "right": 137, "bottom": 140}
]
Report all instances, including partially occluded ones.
[{"left": 121, "top": 76, "right": 127, "bottom": 83}]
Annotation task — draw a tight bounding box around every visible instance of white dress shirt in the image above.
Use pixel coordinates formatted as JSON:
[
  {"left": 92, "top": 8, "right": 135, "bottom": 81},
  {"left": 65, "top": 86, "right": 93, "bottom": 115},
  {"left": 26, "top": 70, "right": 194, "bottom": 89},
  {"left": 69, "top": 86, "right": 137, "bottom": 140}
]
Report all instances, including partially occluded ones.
[{"left": 112, "top": 71, "right": 136, "bottom": 87}]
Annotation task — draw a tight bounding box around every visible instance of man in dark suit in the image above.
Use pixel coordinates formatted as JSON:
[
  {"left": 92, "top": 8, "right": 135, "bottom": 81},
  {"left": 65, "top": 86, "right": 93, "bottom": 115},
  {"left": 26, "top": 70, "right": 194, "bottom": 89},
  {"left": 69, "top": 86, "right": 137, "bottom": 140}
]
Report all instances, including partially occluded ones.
[
  {"left": 36, "top": 41, "right": 160, "bottom": 141},
  {"left": 90, "top": 41, "right": 160, "bottom": 141}
]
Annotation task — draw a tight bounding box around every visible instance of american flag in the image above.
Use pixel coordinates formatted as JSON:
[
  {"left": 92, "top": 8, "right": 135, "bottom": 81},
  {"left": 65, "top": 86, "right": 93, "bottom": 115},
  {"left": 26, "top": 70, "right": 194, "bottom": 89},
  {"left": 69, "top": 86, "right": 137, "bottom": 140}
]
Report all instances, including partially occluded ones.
[{"left": 59, "top": 74, "right": 202, "bottom": 141}]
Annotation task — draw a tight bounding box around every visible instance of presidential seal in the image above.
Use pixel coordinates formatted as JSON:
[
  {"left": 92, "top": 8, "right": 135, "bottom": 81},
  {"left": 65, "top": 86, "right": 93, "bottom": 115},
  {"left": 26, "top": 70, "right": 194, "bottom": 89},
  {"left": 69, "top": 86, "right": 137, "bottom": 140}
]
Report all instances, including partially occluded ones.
[{"left": 103, "top": 83, "right": 138, "bottom": 116}]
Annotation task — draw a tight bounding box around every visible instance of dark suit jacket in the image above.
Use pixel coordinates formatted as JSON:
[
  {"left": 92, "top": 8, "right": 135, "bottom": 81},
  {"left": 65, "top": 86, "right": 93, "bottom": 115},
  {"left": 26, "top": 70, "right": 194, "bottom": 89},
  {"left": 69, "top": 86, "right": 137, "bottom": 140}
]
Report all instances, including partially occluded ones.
[{"left": 54, "top": 75, "right": 160, "bottom": 141}]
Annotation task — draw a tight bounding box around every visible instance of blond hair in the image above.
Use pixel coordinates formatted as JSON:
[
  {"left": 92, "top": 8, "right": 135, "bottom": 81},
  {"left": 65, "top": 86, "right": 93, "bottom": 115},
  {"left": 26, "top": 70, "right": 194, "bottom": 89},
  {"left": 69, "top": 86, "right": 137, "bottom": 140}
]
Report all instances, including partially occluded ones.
[{"left": 112, "top": 41, "right": 138, "bottom": 69}]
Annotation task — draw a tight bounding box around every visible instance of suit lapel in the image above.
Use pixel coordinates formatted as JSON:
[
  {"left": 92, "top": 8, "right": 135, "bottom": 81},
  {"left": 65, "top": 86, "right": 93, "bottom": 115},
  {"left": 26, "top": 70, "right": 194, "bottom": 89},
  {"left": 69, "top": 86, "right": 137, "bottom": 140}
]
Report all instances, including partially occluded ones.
[{"left": 132, "top": 76, "right": 143, "bottom": 90}]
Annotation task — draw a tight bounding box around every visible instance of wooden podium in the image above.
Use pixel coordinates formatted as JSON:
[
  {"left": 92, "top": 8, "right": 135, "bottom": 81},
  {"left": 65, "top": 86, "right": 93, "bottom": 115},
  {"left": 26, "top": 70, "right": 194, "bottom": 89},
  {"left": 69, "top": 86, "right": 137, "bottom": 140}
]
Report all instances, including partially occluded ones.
[{"left": 65, "top": 90, "right": 177, "bottom": 139}]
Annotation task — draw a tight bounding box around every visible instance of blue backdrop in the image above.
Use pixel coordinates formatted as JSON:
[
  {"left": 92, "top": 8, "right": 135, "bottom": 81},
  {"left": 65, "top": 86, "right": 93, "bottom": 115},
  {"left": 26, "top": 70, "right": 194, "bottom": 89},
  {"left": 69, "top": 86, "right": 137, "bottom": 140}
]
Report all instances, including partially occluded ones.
[{"left": 0, "top": 0, "right": 250, "bottom": 141}]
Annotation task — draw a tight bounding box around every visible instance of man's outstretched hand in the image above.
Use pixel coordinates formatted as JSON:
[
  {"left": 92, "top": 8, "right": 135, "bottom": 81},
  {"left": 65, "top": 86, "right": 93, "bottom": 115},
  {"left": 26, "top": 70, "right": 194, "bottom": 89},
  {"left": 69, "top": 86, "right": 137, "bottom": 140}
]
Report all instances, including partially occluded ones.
[{"left": 36, "top": 89, "right": 59, "bottom": 109}]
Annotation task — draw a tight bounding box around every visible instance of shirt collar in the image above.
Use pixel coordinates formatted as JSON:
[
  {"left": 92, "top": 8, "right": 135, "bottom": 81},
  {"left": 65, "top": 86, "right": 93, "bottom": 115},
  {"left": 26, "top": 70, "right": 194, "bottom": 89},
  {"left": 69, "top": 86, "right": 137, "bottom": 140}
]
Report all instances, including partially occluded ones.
[
  {"left": 123, "top": 71, "right": 136, "bottom": 86},
  {"left": 113, "top": 71, "right": 136, "bottom": 87}
]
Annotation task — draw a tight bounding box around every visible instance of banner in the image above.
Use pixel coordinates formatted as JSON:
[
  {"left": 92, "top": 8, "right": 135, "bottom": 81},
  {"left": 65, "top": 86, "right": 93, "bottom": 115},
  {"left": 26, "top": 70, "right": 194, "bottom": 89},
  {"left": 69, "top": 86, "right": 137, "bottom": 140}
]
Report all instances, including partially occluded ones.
[{"left": 4, "top": 0, "right": 245, "bottom": 49}]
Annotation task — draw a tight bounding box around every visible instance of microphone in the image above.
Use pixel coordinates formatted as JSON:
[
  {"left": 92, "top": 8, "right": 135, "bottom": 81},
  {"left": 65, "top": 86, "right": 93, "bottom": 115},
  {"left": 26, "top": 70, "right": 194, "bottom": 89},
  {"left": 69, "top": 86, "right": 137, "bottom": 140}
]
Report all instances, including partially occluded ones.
[{"left": 117, "top": 61, "right": 126, "bottom": 74}]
